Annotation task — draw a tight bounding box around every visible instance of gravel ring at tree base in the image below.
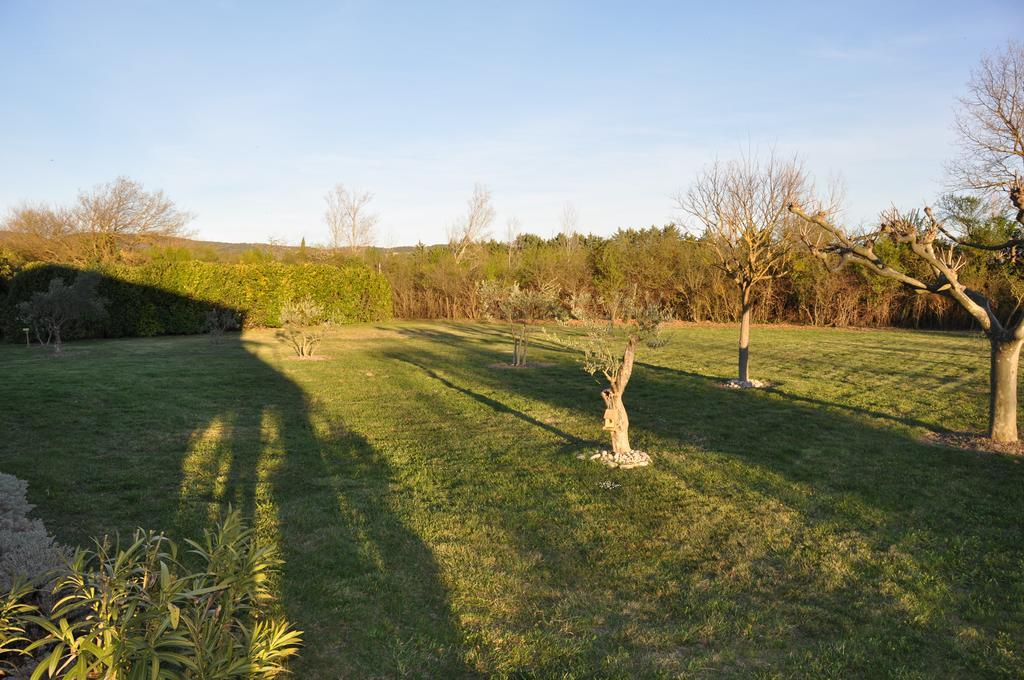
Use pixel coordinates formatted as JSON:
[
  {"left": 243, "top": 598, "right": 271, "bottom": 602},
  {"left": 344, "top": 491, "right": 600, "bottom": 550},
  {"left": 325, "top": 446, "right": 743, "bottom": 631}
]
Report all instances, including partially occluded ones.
[
  {"left": 722, "top": 378, "right": 773, "bottom": 389},
  {"left": 577, "top": 449, "right": 652, "bottom": 469}
]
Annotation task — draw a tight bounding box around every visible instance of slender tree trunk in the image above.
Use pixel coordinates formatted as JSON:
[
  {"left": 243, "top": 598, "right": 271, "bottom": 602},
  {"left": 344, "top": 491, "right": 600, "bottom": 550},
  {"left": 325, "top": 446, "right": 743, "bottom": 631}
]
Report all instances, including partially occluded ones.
[
  {"left": 521, "top": 325, "right": 528, "bottom": 367},
  {"left": 989, "top": 336, "right": 1022, "bottom": 443},
  {"left": 738, "top": 288, "right": 752, "bottom": 382}
]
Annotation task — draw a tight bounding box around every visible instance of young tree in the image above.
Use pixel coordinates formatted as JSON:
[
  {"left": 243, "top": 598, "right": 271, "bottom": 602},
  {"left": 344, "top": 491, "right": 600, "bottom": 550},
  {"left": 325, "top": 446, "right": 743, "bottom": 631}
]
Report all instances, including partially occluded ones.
[
  {"left": 478, "top": 280, "right": 559, "bottom": 366},
  {"left": 560, "top": 202, "right": 579, "bottom": 252},
  {"left": 17, "top": 272, "right": 108, "bottom": 352},
  {"left": 448, "top": 183, "right": 495, "bottom": 263},
  {"left": 554, "top": 301, "right": 669, "bottom": 460},
  {"left": 505, "top": 216, "right": 521, "bottom": 268},
  {"left": 677, "top": 153, "right": 809, "bottom": 384},
  {"left": 324, "top": 184, "right": 378, "bottom": 252}
]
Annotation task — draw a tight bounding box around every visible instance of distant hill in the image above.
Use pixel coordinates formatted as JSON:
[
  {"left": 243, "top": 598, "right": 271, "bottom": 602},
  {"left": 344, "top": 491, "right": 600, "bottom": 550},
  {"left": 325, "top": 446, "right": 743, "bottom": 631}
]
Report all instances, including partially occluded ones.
[{"left": 0, "top": 231, "right": 435, "bottom": 261}]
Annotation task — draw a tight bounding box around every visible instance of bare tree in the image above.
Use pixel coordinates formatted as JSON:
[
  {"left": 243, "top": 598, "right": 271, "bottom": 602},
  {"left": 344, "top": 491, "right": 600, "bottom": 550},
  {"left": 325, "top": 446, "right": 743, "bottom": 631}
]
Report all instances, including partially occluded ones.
[
  {"left": 2, "top": 203, "right": 77, "bottom": 262},
  {"left": 949, "top": 41, "right": 1024, "bottom": 198},
  {"left": 560, "top": 202, "right": 579, "bottom": 251},
  {"left": 677, "top": 153, "right": 810, "bottom": 384},
  {"left": 505, "top": 216, "right": 521, "bottom": 268},
  {"left": 448, "top": 183, "right": 495, "bottom": 263},
  {"left": 75, "top": 177, "right": 193, "bottom": 263},
  {"left": 4, "top": 179, "right": 191, "bottom": 264},
  {"left": 324, "top": 184, "right": 378, "bottom": 252}
]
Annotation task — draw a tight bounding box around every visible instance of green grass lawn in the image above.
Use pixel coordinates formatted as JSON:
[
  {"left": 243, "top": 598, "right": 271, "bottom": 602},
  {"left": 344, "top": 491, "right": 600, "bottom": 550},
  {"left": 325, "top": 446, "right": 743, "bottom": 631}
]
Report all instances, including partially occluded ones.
[{"left": 1, "top": 323, "right": 1023, "bottom": 678}]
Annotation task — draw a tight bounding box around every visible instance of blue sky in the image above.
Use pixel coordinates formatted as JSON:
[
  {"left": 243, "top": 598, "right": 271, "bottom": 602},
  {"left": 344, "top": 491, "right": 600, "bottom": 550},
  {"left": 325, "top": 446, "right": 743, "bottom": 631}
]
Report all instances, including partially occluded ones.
[{"left": 1, "top": 1, "right": 1021, "bottom": 247}]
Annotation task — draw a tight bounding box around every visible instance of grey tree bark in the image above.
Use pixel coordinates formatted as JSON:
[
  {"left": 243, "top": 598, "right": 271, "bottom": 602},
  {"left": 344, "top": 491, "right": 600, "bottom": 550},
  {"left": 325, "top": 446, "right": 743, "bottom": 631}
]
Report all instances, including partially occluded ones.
[{"left": 989, "top": 337, "right": 1022, "bottom": 443}]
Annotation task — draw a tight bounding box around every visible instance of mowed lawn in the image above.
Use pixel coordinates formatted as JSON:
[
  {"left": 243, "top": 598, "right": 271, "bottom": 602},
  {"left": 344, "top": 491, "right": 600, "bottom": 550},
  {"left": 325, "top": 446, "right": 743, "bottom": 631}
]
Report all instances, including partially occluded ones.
[{"left": 1, "top": 323, "right": 1023, "bottom": 678}]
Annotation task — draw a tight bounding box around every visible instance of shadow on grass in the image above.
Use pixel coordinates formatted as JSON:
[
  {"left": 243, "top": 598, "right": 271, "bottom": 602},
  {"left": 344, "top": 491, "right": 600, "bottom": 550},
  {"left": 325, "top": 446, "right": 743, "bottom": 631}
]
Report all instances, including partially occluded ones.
[
  {"left": 377, "top": 323, "right": 1024, "bottom": 676},
  {"left": 5, "top": 318, "right": 1024, "bottom": 676},
  {"left": 1, "top": 321, "right": 475, "bottom": 674},
  {"left": 171, "top": 335, "right": 475, "bottom": 678}
]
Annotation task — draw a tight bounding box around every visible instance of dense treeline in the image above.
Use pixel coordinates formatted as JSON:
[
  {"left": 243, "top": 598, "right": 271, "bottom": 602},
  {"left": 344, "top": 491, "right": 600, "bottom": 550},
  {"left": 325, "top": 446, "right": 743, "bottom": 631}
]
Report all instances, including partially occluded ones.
[
  {"left": 2, "top": 217, "right": 1017, "bottom": 334},
  {"left": 364, "top": 222, "right": 1017, "bottom": 330},
  {"left": 1, "top": 260, "right": 392, "bottom": 340}
]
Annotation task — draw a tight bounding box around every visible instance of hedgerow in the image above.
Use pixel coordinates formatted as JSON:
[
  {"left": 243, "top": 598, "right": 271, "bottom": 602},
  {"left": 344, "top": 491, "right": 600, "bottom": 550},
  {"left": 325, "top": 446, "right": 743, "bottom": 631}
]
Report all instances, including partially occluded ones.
[{"left": 2, "top": 261, "right": 391, "bottom": 340}]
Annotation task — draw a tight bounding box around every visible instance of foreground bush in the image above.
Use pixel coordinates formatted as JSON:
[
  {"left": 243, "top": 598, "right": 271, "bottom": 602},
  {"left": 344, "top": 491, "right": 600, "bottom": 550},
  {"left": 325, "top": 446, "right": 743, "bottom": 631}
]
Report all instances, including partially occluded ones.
[
  {"left": 0, "top": 474, "right": 67, "bottom": 594},
  {"left": 3, "top": 260, "right": 392, "bottom": 340},
  {"left": 1, "top": 509, "right": 301, "bottom": 679}
]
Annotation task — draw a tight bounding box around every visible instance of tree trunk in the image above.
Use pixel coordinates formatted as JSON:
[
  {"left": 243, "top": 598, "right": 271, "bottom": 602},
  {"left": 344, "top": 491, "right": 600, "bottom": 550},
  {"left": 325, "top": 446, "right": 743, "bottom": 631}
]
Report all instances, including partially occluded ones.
[
  {"left": 601, "top": 336, "right": 636, "bottom": 455},
  {"left": 989, "top": 337, "right": 1021, "bottom": 443},
  {"left": 602, "top": 388, "right": 631, "bottom": 455},
  {"left": 738, "top": 290, "right": 752, "bottom": 382}
]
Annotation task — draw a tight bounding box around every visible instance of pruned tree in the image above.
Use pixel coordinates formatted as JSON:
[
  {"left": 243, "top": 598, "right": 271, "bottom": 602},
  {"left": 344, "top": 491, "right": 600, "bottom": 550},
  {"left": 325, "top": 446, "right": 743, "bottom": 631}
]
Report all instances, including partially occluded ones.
[
  {"left": 324, "top": 184, "right": 378, "bottom": 252},
  {"left": 788, "top": 202, "right": 1024, "bottom": 442},
  {"left": 677, "top": 152, "right": 810, "bottom": 384},
  {"left": 17, "top": 272, "right": 108, "bottom": 352},
  {"left": 448, "top": 184, "right": 494, "bottom": 263},
  {"left": 74, "top": 177, "right": 193, "bottom": 263},
  {"left": 552, "top": 301, "right": 670, "bottom": 457},
  {"left": 788, "top": 42, "right": 1024, "bottom": 443}
]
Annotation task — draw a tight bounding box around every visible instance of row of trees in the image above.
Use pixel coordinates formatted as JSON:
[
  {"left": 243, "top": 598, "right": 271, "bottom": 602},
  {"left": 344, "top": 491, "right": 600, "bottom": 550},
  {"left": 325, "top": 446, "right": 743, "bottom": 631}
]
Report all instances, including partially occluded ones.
[{"left": 1, "top": 43, "right": 1020, "bottom": 445}]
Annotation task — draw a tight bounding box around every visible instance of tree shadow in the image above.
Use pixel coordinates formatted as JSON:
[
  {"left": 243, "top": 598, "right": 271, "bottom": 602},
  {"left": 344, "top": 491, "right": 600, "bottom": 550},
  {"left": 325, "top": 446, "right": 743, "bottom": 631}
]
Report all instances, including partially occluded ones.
[
  {"left": 0, "top": 275, "right": 475, "bottom": 678},
  {"left": 371, "top": 323, "right": 1024, "bottom": 676}
]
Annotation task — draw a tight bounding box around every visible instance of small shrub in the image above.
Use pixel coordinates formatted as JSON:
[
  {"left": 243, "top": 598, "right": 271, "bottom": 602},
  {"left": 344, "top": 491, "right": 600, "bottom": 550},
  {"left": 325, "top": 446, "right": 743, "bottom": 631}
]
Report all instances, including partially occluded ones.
[
  {"left": 0, "top": 474, "right": 67, "bottom": 593},
  {"left": 14, "top": 509, "right": 302, "bottom": 679},
  {"left": 201, "top": 307, "right": 240, "bottom": 341},
  {"left": 278, "top": 297, "right": 326, "bottom": 357}
]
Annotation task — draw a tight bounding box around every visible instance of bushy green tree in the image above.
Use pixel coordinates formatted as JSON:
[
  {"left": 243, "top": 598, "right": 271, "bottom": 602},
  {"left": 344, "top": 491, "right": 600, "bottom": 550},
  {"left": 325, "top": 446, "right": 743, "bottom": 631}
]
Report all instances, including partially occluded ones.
[{"left": 16, "top": 271, "right": 108, "bottom": 351}]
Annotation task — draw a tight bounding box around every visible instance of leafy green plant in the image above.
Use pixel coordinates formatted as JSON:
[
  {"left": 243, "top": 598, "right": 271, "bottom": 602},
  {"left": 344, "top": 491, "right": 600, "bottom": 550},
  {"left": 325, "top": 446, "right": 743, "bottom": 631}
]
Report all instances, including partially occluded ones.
[
  {"left": 0, "top": 581, "right": 36, "bottom": 671},
  {"left": 16, "top": 271, "right": 108, "bottom": 351},
  {"left": 14, "top": 509, "right": 301, "bottom": 679},
  {"left": 278, "top": 298, "right": 326, "bottom": 358}
]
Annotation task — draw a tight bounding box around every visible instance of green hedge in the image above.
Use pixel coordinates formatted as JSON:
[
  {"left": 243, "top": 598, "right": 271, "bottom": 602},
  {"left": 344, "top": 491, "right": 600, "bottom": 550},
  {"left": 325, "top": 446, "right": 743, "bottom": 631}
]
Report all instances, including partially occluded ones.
[{"left": 3, "top": 261, "right": 392, "bottom": 340}]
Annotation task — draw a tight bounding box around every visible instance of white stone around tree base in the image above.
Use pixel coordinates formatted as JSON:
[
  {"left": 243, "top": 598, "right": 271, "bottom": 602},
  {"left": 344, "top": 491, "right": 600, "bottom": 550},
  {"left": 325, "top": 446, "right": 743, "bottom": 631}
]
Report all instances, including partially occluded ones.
[
  {"left": 724, "top": 378, "right": 771, "bottom": 389},
  {"left": 578, "top": 449, "right": 652, "bottom": 469}
]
